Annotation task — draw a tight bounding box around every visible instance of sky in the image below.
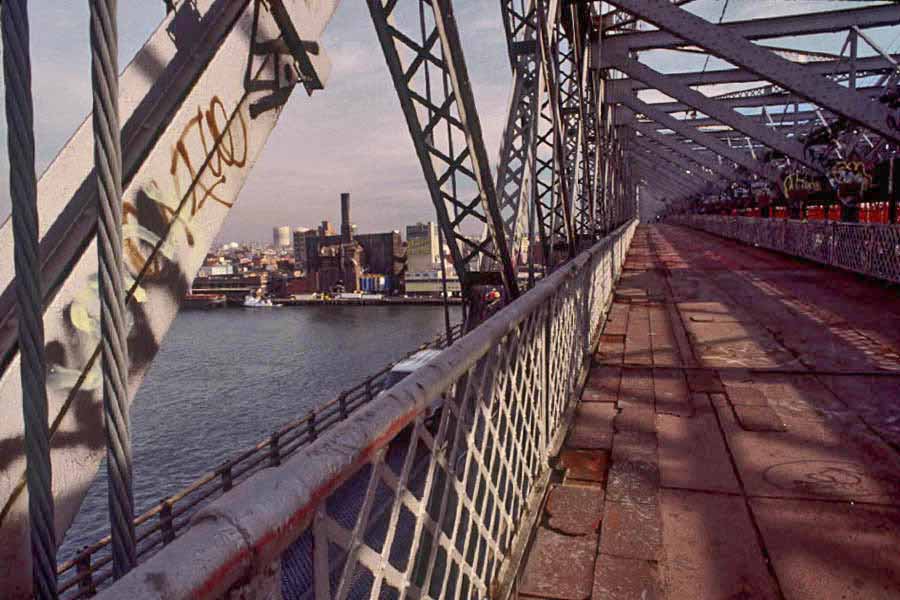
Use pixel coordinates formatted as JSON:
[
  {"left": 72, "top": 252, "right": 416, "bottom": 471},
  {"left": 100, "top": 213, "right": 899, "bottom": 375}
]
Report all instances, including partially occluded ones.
[{"left": 0, "top": 1, "right": 895, "bottom": 242}]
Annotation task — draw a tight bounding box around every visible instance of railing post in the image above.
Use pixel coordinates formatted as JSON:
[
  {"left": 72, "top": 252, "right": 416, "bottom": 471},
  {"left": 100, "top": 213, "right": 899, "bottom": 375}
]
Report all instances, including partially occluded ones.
[
  {"left": 269, "top": 432, "right": 281, "bottom": 467},
  {"left": 307, "top": 410, "right": 317, "bottom": 441},
  {"left": 159, "top": 500, "right": 175, "bottom": 545},
  {"left": 221, "top": 464, "right": 233, "bottom": 492},
  {"left": 339, "top": 392, "right": 348, "bottom": 420},
  {"left": 75, "top": 548, "right": 95, "bottom": 597}
]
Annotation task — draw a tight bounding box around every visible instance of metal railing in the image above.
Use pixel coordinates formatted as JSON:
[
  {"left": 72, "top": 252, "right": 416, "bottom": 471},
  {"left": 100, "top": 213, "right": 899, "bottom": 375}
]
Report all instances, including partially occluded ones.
[
  {"left": 56, "top": 322, "right": 464, "bottom": 598},
  {"left": 93, "top": 220, "right": 637, "bottom": 600},
  {"left": 672, "top": 215, "right": 900, "bottom": 285}
]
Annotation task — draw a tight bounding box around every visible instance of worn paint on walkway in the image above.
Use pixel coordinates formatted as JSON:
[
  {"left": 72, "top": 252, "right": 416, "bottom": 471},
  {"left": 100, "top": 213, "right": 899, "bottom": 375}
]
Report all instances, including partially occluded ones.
[{"left": 516, "top": 225, "right": 900, "bottom": 600}]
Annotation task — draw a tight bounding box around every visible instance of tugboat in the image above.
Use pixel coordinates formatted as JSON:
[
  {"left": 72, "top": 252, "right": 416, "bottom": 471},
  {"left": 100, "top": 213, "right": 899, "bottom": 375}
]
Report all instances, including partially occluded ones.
[{"left": 242, "top": 293, "right": 276, "bottom": 308}]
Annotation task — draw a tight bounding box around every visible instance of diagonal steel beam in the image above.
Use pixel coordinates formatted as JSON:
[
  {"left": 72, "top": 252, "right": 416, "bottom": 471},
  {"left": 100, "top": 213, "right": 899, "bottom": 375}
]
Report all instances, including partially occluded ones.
[
  {"left": 610, "top": 55, "right": 900, "bottom": 91},
  {"left": 605, "top": 4, "right": 900, "bottom": 53},
  {"left": 626, "top": 119, "right": 740, "bottom": 182},
  {"left": 632, "top": 157, "right": 705, "bottom": 197},
  {"left": 606, "top": 55, "right": 816, "bottom": 169},
  {"left": 630, "top": 139, "right": 723, "bottom": 187},
  {"left": 603, "top": 0, "right": 900, "bottom": 144},
  {"left": 618, "top": 93, "right": 778, "bottom": 182},
  {"left": 635, "top": 85, "right": 885, "bottom": 114}
]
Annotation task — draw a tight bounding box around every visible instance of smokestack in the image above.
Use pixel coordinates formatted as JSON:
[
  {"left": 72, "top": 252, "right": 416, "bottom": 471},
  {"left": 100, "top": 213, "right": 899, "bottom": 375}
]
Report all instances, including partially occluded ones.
[{"left": 340, "top": 192, "right": 353, "bottom": 242}]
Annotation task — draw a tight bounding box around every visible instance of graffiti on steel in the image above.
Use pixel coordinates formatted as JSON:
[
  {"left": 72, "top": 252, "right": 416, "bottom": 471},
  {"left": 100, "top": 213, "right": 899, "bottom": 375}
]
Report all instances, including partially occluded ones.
[{"left": 48, "top": 95, "right": 249, "bottom": 396}]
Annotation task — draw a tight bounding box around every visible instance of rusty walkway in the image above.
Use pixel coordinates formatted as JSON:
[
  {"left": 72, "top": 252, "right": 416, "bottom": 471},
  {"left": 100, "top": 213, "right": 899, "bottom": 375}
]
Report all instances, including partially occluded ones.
[{"left": 516, "top": 224, "right": 900, "bottom": 600}]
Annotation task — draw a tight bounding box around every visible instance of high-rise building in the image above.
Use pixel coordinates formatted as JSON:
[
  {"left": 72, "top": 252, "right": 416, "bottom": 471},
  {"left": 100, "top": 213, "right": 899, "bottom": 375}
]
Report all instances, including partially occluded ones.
[
  {"left": 406, "top": 222, "right": 439, "bottom": 273},
  {"left": 293, "top": 227, "right": 315, "bottom": 267},
  {"left": 273, "top": 225, "right": 292, "bottom": 249}
]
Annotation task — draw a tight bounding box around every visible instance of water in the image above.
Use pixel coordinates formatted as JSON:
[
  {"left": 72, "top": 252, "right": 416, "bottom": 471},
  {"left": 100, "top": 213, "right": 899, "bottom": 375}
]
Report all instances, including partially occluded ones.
[{"left": 60, "top": 304, "right": 460, "bottom": 560}]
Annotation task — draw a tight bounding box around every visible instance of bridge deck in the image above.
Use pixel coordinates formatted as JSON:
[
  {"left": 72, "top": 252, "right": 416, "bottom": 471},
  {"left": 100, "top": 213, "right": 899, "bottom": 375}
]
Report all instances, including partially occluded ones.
[{"left": 516, "top": 224, "right": 900, "bottom": 599}]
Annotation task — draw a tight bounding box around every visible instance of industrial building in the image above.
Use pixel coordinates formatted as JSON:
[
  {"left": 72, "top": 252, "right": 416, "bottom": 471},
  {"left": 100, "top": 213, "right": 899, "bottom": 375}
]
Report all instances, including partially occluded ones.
[{"left": 301, "top": 193, "right": 403, "bottom": 293}]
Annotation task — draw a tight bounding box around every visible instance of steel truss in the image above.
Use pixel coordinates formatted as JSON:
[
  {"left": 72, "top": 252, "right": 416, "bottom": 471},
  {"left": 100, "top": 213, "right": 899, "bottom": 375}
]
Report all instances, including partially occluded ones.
[
  {"left": 597, "top": 0, "right": 900, "bottom": 208},
  {"left": 368, "top": 0, "right": 520, "bottom": 299}
]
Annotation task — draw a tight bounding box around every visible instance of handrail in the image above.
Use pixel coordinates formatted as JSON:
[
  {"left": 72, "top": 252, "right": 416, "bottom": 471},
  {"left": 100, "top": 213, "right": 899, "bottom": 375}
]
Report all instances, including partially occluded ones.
[
  {"left": 92, "top": 220, "right": 637, "bottom": 600},
  {"left": 56, "top": 322, "right": 463, "bottom": 598},
  {"left": 671, "top": 215, "right": 900, "bottom": 285}
]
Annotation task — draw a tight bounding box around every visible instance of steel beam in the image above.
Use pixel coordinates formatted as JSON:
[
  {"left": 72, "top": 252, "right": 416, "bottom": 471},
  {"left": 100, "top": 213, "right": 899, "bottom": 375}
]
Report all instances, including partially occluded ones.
[
  {"left": 626, "top": 120, "right": 740, "bottom": 182},
  {"left": 368, "top": 0, "right": 519, "bottom": 298},
  {"left": 607, "top": 55, "right": 899, "bottom": 92},
  {"left": 602, "top": 0, "right": 900, "bottom": 144},
  {"left": 619, "top": 94, "right": 777, "bottom": 182},
  {"left": 634, "top": 85, "right": 885, "bottom": 114},
  {"left": 606, "top": 55, "right": 816, "bottom": 169},
  {"left": 604, "top": 4, "right": 900, "bottom": 53},
  {"left": 630, "top": 139, "right": 723, "bottom": 187}
]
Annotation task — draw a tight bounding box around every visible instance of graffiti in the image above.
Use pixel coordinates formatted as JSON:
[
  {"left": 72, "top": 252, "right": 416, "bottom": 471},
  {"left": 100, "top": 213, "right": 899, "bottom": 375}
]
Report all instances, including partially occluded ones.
[
  {"left": 124, "top": 95, "right": 248, "bottom": 277},
  {"left": 782, "top": 172, "right": 825, "bottom": 199},
  {"left": 49, "top": 95, "right": 248, "bottom": 396},
  {"left": 763, "top": 460, "right": 899, "bottom": 498}
]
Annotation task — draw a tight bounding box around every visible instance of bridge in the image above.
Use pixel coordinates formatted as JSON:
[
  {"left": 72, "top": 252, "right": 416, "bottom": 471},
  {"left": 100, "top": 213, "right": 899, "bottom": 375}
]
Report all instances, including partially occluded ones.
[{"left": 0, "top": 1, "right": 899, "bottom": 598}]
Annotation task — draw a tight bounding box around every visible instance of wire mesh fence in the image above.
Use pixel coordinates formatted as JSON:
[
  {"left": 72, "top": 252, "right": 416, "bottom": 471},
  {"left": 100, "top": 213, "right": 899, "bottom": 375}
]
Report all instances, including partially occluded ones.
[
  {"left": 672, "top": 215, "right": 900, "bottom": 285},
  {"left": 56, "top": 322, "right": 464, "bottom": 598}
]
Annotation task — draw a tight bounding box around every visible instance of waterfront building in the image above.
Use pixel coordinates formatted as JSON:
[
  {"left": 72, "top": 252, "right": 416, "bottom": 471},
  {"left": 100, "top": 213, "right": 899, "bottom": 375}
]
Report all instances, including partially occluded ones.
[
  {"left": 304, "top": 193, "right": 403, "bottom": 293},
  {"left": 273, "top": 225, "right": 292, "bottom": 249},
  {"left": 406, "top": 221, "right": 439, "bottom": 273}
]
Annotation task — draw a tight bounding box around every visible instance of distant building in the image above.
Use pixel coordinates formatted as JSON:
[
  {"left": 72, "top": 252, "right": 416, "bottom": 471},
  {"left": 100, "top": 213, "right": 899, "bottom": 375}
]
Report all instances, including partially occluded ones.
[
  {"left": 318, "top": 220, "right": 335, "bottom": 237},
  {"left": 406, "top": 222, "right": 439, "bottom": 273},
  {"left": 273, "top": 225, "right": 292, "bottom": 249},
  {"left": 292, "top": 227, "right": 315, "bottom": 267},
  {"left": 303, "top": 193, "right": 403, "bottom": 293}
]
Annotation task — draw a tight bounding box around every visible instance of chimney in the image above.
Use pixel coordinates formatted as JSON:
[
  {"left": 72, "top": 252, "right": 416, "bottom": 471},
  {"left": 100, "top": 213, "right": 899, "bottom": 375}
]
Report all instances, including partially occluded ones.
[{"left": 340, "top": 192, "right": 353, "bottom": 243}]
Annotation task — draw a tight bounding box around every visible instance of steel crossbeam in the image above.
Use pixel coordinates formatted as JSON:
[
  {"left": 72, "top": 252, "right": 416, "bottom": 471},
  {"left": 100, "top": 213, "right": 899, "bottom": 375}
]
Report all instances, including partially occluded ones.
[
  {"left": 623, "top": 112, "right": 747, "bottom": 182},
  {"left": 605, "top": 4, "right": 900, "bottom": 53},
  {"left": 606, "top": 55, "right": 816, "bottom": 169},
  {"left": 619, "top": 94, "right": 778, "bottom": 182},
  {"left": 368, "top": 0, "right": 520, "bottom": 299},
  {"left": 608, "top": 54, "right": 900, "bottom": 92},
  {"left": 602, "top": 0, "right": 900, "bottom": 145},
  {"left": 629, "top": 140, "right": 721, "bottom": 187},
  {"left": 634, "top": 85, "right": 886, "bottom": 114}
]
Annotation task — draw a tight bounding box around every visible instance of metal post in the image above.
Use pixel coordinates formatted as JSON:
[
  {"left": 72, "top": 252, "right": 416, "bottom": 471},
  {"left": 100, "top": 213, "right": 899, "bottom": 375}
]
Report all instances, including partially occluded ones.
[
  {"left": 2, "top": 1, "right": 57, "bottom": 597},
  {"left": 159, "top": 500, "right": 175, "bottom": 545},
  {"left": 90, "top": 0, "right": 137, "bottom": 577}
]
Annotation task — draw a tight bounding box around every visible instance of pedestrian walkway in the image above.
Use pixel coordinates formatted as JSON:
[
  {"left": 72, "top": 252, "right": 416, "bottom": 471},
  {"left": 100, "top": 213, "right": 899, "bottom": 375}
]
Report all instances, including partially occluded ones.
[{"left": 516, "top": 224, "right": 900, "bottom": 599}]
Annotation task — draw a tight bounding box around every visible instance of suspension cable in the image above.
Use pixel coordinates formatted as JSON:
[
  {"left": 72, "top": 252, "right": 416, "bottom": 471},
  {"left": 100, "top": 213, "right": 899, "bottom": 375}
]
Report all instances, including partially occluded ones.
[
  {"left": 2, "top": 1, "right": 58, "bottom": 597},
  {"left": 89, "top": 0, "right": 137, "bottom": 577}
]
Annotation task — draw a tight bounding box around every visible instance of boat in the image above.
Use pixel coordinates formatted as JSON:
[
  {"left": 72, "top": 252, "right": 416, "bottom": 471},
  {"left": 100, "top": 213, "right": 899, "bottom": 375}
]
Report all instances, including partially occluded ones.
[{"left": 242, "top": 295, "right": 277, "bottom": 308}]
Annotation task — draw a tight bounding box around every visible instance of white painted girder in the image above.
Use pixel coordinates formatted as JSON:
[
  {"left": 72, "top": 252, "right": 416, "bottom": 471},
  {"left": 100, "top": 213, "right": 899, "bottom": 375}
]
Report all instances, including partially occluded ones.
[{"left": 602, "top": 0, "right": 900, "bottom": 145}]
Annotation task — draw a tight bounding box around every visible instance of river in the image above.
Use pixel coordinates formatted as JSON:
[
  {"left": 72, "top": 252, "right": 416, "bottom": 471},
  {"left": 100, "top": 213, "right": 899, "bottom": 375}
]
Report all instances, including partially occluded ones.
[{"left": 60, "top": 304, "right": 461, "bottom": 560}]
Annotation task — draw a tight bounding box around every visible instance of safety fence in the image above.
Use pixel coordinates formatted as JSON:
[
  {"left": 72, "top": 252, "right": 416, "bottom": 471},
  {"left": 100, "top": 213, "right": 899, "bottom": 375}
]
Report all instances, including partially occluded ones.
[
  {"left": 91, "top": 220, "right": 637, "bottom": 600},
  {"left": 56, "top": 322, "right": 464, "bottom": 599},
  {"left": 672, "top": 215, "right": 900, "bottom": 285}
]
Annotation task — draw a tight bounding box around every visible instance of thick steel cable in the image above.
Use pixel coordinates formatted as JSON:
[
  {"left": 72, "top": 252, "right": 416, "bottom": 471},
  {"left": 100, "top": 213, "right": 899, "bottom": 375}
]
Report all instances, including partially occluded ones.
[
  {"left": 2, "top": 2, "right": 58, "bottom": 597},
  {"left": 89, "top": 0, "right": 136, "bottom": 577}
]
